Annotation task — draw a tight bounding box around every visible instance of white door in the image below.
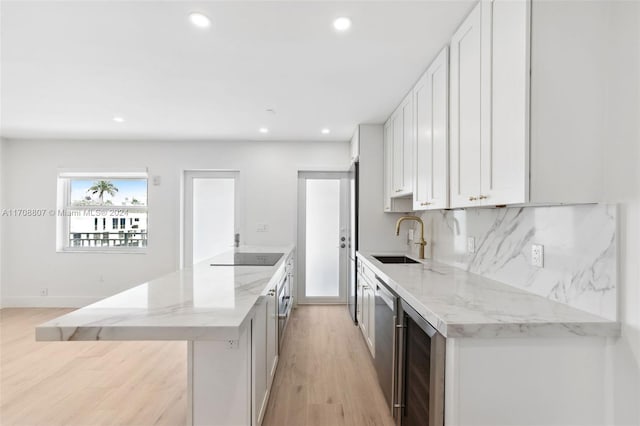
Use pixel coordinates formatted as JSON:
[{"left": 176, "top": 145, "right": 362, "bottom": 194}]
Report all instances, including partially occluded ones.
[
  {"left": 450, "top": 2, "right": 483, "bottom": 208},
  {"left": 183, "top": 170, "right": 240, "bottom": 267},
  {"left": 297, "top": 172, "right": 349, "bottom": 304}
]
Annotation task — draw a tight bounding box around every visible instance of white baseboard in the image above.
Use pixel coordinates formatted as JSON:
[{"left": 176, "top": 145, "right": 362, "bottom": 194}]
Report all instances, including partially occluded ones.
[{"left": 1, "top": 296, "right": 102, "bottom": 308}]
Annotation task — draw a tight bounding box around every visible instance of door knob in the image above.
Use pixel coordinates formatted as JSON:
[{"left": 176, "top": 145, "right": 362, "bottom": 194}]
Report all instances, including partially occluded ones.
[
  {"left": 340, "top": 243, "right": 346, "bottom": 248},
  {"left": 341, "top": 237, "right": 346, "bottom": 242}
]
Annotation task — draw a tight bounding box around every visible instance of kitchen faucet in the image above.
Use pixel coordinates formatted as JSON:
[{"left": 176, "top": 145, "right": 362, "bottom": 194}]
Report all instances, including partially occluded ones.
[{"left": 395, "top": 216, "right": 427, "bottom": 259}]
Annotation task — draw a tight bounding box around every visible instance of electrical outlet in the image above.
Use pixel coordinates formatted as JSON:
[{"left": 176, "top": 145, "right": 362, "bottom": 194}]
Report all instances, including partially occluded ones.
[
  {"left": 40, "top": 288, "right": 48, "bottom": 297},
  {"left": 408, "top": 229, "right": 415, "bottom": 240},
  {"left": 531, "top": 244, "right": 544, "bottom": 268},
  {"left": 226, "top": 340, "right": 238, "bottom": 350},
  {"left": 467, "top": 237, "right": 476, "bottom": 254}
]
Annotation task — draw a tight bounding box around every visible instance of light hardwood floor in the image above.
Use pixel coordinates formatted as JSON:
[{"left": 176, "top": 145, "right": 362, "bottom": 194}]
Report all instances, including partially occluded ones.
[
  {"left": 0, "top": 306, "right": 393, "bottom": 426},
  {"left": 0, "top": 308, "right": 187, "bottom": 426},
  {"left": 262, "top": 305, "right": 395, "bottom": 426}
]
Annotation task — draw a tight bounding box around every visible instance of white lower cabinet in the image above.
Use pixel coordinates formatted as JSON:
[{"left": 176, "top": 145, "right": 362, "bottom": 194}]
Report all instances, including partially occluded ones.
[
  {"left": 357, "top": 270, "right": 375, "bottom": 357},
  {"left": 252, "top": 282, "right": 279, "bottom": 426}
]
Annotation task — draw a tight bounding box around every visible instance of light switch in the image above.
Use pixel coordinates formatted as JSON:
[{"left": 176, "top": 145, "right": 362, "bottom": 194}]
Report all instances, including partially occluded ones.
[{"left": 257, "top": 224, "right": 269, "bottom": 232}]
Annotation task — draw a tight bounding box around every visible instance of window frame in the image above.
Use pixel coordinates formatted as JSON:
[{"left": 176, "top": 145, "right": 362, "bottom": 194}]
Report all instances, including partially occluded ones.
[{"left": 56, "top": 170, "right": 149, "bottom": 254}]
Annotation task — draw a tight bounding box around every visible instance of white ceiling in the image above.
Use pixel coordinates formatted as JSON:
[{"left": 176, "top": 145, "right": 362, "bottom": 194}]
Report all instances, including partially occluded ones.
[{"left": 0, "top": 1, "right": 475, "bottom": 142}]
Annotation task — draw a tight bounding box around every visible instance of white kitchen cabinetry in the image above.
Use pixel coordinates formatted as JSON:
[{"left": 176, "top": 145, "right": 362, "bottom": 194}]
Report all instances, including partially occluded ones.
[
  {"left": 413, "top": 47, "right": 449, "bottom": 211},
  {"left": 383, "top": 120, "right": 413, "bottom": 213},
  {"left": 450, "top": 2, "right": 484, "bottom": 208},
  {"left": 357, "top": 264, "right": 375, "bottom": 357},
  {"left": 450, "top": 0, "right": 606, "bottom": 208},
  {"left": 391, "top": 93, "right": 414, "bottom": 198},
  {"left": 252, "top": 280, "right": 279, "bottom": 426}
]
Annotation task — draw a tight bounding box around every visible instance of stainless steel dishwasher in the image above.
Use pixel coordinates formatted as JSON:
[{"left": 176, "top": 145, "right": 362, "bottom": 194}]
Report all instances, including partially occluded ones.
[{"left": 374, "top": 276, "right": 399, "bottom": 415}]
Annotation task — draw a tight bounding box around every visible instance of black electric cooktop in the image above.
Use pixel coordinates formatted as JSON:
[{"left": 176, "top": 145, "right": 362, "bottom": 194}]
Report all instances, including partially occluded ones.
[{"left": 210, "top": 252, "right": 284, "bottom": 267}]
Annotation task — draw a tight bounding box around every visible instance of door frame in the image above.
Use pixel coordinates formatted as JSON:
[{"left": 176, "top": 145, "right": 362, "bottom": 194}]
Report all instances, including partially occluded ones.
[
  {"left": 296, "top": 171, "right": 350, "bottom": 304},
  {"left": 181, "top": 170, "right": 240, "bottom": 268}
]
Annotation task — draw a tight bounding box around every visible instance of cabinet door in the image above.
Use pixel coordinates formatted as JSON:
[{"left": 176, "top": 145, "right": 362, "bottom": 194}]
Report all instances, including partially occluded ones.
[
  {"left": 360, "top": 279, "right": 369, "bottom": 340},
  {"left": 450, "top": 2, "right": 482, "bottom": 208},
  {"left": 383, "top": 120, "right": 393, "bottom": 212},
  {"left": 356, "top": 273, "right": 363, "bottom": 324},
  {"left": 401, "top": 93, "right": 414, "bottom": 195},
  {"left": 266, "top": 284, "right": 278, "bottom": 388},
  {"left": 480, "top": 0, "right": 530, "bottom": 205},
  {"left": 252, "top": 298, "right": 268, "bottom": 425},
  {"left": 391, "top": 110, "right": 404, "bottom": 196},
  {"left": 414, "top": 47, "right": 449, "bottom": 211},
  {"left": 366, "top": 285, "right": 375, "bottom": 355}
]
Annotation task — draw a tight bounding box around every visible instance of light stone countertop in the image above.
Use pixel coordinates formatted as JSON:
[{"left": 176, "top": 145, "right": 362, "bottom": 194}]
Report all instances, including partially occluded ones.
[
  {"left": 36, "top": 246, "right": 294, "bottom": 341},
  {"left": 357, "top": 252, "right": 620, "bottom": 338}
]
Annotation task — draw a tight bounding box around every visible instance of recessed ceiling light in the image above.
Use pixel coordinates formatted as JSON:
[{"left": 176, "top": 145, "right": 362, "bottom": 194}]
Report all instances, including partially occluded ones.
[
  {"left": 321, "top": 128, "right": 331, "bottom": 135},
  {"left": 259, "top": 127, "right": 269, "bottom": 134},
  {"left": 333, "top": 17, "right": 352, "bottom": 32},
  {"left": 189, "top": 12, "right": 211, "bottom": 28},
  {"left": 113, "top": 116, "right": 125, "bottom": 123}
]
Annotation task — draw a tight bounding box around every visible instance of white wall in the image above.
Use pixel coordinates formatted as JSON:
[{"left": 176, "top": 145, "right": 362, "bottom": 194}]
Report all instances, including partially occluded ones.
[
  {"left": 602, "top": 1, "right": 640, "bottom": 423},
  {"left": 0, "top": 139, "right": 349, "bottom": 307}
]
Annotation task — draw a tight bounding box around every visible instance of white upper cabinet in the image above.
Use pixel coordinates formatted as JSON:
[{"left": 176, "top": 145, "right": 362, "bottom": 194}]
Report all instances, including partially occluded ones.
[
  {"left": 480, "top": 0, "right": 529, "bottom": 206},
  {"left": 401, "top": 93, "right": 414, "bottom": 196},
  {"left": 390, "top": 92, "right": 414, "bottom": 198},
  {"left": 413, "top": 47, "right": 449, "bottom": 211},
  {"left": 449, "top": 0, "right": 605, "bottom": 208},
  {"left": 384, "top": 119, "right": 413, "bottom": 213},
  {"left": 450, "top": 2, "right": 484, "bottom": 208}
]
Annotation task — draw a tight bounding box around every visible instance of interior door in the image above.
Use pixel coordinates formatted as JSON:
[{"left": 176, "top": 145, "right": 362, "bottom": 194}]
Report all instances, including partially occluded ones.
[
  {"left": 183, "top": 170, "right": 240, "bottom": 267},
  {"left": 297, "top": 171, "right": 349, "bottom": 304}
]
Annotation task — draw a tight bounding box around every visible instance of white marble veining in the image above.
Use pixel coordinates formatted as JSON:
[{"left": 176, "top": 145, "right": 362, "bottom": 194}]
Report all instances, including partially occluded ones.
[
  {"left": 358, "top": 252, "right": 619, "bottom": 338},
  {"left": 412, "top": 204, "right": 617, "bottom": 320},
  {"left": 36, "top": 246, "right": 294, "bottom": 341}
]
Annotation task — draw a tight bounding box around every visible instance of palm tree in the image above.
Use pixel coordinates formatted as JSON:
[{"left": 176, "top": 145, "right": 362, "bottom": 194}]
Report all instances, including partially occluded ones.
[{"left": 87, "top": 180, "right": 118, "bottom": 204}]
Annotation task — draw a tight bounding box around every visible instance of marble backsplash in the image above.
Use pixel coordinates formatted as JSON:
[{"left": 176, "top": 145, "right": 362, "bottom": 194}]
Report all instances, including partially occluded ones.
[{"left": 409, "top": 205, "right": 617, "bottom": 320}]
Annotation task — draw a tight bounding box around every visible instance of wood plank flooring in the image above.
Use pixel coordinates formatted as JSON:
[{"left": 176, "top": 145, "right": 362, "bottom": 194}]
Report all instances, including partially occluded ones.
[
  {"left": 0, "top": 306, "right": 393, "bottom": 426},
  {"left": 262, "top": 305, "right": 395, "bottom": 426},
  {"left": 0, "top": 308, "right": 187, "bottom": 426}
]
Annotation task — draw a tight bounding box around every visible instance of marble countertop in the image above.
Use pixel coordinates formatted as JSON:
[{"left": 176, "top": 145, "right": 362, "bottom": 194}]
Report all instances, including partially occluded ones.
[
  {"left": 36, "top": 246, "right": 294, "bottom": 341},
  {"left": 357, "top": 252, "right": 620, "bottom": 338}
]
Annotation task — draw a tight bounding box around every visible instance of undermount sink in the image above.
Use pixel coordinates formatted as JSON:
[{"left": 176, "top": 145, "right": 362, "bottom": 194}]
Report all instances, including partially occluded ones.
[{"left": 373, "top": 255, "right": 419, "bottom": 264}]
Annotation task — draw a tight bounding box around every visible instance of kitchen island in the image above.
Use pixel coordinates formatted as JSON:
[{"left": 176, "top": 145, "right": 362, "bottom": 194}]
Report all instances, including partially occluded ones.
[{"left": 37, "top": 245, "right": 295, "bottom": 426}]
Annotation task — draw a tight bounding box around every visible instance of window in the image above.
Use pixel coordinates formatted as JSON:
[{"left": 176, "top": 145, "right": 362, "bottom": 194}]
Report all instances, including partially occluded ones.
[{"left": 57, "top": 171, "right": 148, "bottom": 251}]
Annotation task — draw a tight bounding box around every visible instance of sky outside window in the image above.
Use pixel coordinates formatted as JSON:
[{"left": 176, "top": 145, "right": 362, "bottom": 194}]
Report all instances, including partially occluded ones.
[{"left": 70, "top": 179, "right": 147, "bottom": 206}]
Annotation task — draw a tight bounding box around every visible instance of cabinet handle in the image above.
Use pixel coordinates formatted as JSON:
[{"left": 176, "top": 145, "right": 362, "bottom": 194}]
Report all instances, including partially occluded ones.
[
  {"left": 469, "top": 196, "right": 477, "bottom": 201},
  {"left": 420, "top": 201, "right": 432, "bottom": 206},
  {"left": 395, "top": 189, "right": 402, "bottom": 193},
  {"left": 478, "top": 195, "right": 488, "bottom": 200}
]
